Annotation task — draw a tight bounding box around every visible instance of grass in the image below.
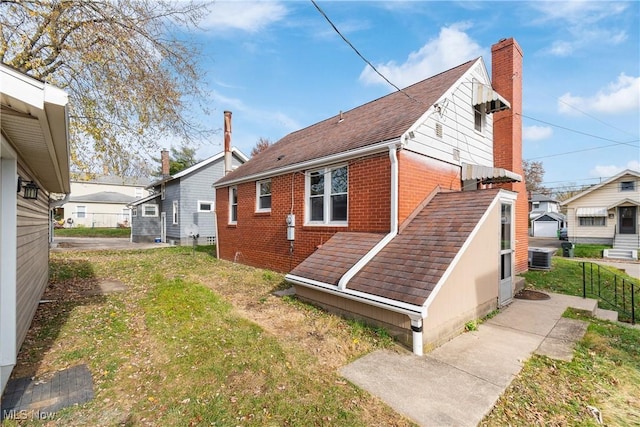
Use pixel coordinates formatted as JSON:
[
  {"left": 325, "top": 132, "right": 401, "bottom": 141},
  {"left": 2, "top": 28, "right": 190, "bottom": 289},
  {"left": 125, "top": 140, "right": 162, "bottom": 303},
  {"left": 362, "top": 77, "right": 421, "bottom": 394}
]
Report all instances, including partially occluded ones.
[
  {"left": 522, "top": 257, "right": 639, "bottom": 322},
  {"left": 573, "top": 244, "right": 613, "bottom": 258},
  {"left": 54, "top": 227, "right": 131, "bottom": 238},
  {"left": 3, "top": 247, "right": 412, "bottom": 426},
  {"left": 483, "top": 310, "right": 640, "bottom": 426}
]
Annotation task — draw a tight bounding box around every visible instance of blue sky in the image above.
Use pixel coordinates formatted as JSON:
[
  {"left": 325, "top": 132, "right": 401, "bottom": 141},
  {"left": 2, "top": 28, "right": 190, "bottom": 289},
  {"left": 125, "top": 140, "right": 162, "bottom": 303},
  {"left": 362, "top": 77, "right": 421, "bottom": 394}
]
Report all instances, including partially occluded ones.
[{"left": 186, "top": 1, "right": 639, "bottom": 194}]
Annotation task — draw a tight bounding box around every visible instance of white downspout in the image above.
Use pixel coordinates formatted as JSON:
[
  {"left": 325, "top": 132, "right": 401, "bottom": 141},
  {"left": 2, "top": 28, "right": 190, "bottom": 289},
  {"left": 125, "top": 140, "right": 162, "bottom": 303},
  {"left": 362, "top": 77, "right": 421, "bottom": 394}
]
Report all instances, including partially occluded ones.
[
  {"left": 332, "top": 144, "right": 425, "bottom": 356},
  {"left": 337, "top": 145, "right": 399, "bottom": 290}
]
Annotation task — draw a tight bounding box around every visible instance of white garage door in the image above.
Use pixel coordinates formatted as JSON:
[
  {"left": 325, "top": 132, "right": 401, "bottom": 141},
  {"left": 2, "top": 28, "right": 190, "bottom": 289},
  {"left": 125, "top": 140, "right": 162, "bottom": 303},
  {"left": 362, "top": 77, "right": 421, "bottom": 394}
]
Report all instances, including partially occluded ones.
[{"left": 533, "top": 221, "right": 558, "bottom": 237}]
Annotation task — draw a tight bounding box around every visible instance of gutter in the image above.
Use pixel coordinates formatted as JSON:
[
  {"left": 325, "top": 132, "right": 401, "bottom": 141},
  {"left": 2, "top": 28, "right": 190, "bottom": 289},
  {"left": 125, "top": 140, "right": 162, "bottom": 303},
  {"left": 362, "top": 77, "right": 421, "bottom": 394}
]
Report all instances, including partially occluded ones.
[
  {"left": 285, "top": 141, "right": 428, "bottom": 356},
  {"left": 214, "top": 138, "right": 401, "bottom": 188}
]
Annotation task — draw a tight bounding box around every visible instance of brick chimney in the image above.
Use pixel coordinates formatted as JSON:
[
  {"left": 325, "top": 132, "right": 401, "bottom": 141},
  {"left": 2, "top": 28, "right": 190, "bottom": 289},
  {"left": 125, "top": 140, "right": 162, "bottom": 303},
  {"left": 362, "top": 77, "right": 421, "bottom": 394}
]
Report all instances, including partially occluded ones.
[
  {"left": 223, "top": 111, "right": 232, "bottom": 175},
  {"left": 491, "top": 38, "right": 528, "bottom": 274},
  {"left": 161, "top": 149, "right": 170, "bottom": 177}
]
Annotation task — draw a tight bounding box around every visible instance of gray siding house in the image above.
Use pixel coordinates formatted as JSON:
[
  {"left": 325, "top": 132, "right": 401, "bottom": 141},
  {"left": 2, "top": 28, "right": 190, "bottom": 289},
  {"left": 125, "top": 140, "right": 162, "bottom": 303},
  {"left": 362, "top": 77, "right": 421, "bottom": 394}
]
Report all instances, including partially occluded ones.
[
  {"left": 130, "top": 148, "right": 247, "bottom": 245},
  {"left": 1, "top": 64, "right": 70, "bottom": 394}
]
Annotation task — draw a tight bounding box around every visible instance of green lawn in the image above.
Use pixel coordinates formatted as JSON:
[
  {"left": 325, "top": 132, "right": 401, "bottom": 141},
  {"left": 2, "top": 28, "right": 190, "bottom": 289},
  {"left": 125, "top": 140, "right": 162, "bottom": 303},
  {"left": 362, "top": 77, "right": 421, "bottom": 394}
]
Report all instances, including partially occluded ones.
[{"left": 54, "top": 227, "right": 131, "bottom": 238}]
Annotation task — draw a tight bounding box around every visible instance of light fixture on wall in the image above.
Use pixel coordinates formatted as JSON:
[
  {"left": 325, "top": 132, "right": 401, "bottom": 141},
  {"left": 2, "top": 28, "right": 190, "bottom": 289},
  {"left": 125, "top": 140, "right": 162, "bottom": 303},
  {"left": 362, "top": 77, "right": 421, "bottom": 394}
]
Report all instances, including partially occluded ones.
[{"left": 17, "top": 176, "right": 40, "bottom": 200}]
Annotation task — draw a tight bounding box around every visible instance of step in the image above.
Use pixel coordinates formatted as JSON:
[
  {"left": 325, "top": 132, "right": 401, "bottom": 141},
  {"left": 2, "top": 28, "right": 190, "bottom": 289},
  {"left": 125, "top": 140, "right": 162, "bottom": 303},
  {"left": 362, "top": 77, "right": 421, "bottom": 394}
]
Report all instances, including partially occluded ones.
[
  {"left": 595, "top": 308, "right": 619, "bottom": 322},
  {"left": 604, "top": 249, "right": 637, "bottom": 260}
]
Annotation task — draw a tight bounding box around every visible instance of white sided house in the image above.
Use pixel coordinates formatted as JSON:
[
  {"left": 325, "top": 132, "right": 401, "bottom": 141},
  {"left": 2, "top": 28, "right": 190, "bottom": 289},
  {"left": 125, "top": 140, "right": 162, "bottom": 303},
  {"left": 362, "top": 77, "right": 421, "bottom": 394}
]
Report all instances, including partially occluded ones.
[
  {"left": 562, "top": 169, "right": 640, "bottom": 260},
  {"left": 1, "top": 64, "right": 70, "bottom": 393}
]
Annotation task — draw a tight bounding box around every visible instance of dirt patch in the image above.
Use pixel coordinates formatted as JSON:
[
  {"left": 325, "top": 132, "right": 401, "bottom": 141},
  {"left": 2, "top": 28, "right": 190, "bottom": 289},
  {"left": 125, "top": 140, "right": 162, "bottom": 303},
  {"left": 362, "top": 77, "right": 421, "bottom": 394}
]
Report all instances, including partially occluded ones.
[{"left": 515, "top": 289, "right": 551, "bottom": 300}]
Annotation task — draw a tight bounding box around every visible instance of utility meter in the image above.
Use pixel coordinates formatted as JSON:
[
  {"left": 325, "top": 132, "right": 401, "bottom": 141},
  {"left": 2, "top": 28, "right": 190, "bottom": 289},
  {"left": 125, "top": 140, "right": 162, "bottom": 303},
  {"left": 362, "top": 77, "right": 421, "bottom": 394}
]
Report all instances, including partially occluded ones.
[{"left": 286, "top": 214, "right": 295, "bottom": 241}]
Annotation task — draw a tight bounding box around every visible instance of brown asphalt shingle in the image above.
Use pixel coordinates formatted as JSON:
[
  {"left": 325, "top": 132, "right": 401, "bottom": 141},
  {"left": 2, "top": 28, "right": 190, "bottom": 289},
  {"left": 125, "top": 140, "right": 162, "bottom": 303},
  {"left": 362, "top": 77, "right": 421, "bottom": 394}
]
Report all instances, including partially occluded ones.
[
  {"left": 216, "top": 59, "right": 477, "bottom": 185},
  {"left": 289, "top": 190, "right": 501, "bottom": 307},
  {"left": 289, "top": 232, "right": 385, "bottom": 286},
  {"left": 349, "top": 190, "right": 501, "bottom": 306}
]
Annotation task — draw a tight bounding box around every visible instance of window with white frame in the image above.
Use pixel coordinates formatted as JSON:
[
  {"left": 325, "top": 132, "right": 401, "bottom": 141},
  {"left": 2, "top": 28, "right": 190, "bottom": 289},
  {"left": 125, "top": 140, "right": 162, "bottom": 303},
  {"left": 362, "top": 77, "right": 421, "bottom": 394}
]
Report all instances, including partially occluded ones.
[
  {"left": 132, "top": 207, "right": 137, "bottom": 217},
  {"left": 256, "top": 180, "right": 272, "bottom": 212},
  {"left": 172, "top": 200, "right": 178, "bottom": 224},
  {"left": 474, "top": 103, "right": 485, "bottom": 132},
  {"left": 198, "top": 200, "right": 214, "bottom": 212},
  {"left": 306, "top": 165, "right": 348, "bottom": 225},
  {"left": 142, "top": 204, "right": 158, "bottom": 217},
  {"left": 620, "top": 181, "right": 635, "bottom": 192},
  {"left": 161, "top": 183, "right": 166, "bottom": 200},
  {"left": 76, "top": 206, "right": 86, "bottom": 218},
  {"left": 229, "top": 186, "right": 238, "bottom": 224},
  {"left": 579, "top": 217, "right": 606, "bottom": 226}
]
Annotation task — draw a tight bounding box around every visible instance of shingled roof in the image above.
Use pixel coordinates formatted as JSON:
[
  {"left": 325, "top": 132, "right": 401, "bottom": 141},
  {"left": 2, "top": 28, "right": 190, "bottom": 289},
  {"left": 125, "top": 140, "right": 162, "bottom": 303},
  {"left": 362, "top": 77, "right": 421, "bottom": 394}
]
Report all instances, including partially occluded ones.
[
  {"left": 289, "top": 189, "right": 501, "bottom": 307},
  {"left": 216, "top": 59, "right": 477, "bottom": 186}
]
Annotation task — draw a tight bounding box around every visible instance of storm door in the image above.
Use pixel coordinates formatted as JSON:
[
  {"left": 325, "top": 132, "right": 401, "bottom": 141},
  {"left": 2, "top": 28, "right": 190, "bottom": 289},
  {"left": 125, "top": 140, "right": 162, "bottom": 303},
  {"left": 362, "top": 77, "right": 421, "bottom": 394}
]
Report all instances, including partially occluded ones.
[
  {"left": 619, "top": 206, "right": 637, "bottom": 234},
  {"left": 499, "top": 203, "right": 514, "bottom": 306}
]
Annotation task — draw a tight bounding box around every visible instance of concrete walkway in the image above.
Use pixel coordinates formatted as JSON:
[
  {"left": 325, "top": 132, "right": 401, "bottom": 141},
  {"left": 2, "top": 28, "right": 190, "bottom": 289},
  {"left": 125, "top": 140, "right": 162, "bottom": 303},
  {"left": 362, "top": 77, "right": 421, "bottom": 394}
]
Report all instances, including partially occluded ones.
[{"left": 340, "top": 292, "right": 602, "bottom": 427}]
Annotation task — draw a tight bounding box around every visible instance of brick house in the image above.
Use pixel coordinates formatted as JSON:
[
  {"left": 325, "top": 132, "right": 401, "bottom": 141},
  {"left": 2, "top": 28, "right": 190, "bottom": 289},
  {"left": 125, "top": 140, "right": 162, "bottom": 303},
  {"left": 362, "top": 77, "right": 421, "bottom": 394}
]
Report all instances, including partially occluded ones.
[{"left": 214, "top": 38, "right": 528, "bottom": 354}]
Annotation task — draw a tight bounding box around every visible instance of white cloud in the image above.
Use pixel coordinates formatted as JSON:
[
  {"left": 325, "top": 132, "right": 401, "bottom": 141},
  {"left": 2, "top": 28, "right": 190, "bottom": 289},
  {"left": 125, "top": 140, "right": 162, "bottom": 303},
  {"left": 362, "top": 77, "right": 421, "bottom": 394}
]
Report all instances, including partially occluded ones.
[
  {"left": 201, "top": 1, "right": 288, "bottom": 33},
  {"left": 359, "top": 24, "right": 485, "bottom": 88},
  {"left": 558, "top": 73, "right": 640, "bottom": 114},
  {"left": 212, "top": 90, "right": 300, "bottom": 132},
  {"left": 590, "top": 160, "right": 640, "bottom": 178},
  {"left": 523, "top": 125, "right": 553, "bottom": 141},
  {"left": 530, "top": 1, "right": 629, "bottom": 56}
]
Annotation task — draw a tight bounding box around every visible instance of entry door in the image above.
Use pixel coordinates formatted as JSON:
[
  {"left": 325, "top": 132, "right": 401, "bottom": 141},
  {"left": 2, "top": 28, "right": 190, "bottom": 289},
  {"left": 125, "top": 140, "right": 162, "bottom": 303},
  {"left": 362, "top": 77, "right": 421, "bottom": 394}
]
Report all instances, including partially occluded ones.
[
  {"left": 619, "top": 206, "right": 637, "bottom": 234},
  {"left": 499, "top": 203, "right": 514, "bottom": 306},
  {"left": 161, "top": 212, "right": 166, "bottom": 243}
]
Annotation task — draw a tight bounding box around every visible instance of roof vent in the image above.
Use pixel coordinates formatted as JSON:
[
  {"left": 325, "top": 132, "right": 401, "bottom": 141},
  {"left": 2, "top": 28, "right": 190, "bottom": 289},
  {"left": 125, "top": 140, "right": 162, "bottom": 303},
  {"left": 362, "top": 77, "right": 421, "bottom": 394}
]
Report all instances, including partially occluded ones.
[
  {"left": 435, "top": 123, "right": 443, "bottom": 138},
  {"left": 452, "top": 148, "right": 460, "bottom": 161},
  {"left": 338, "top": 111, "right": 344, "bottom": 123}
]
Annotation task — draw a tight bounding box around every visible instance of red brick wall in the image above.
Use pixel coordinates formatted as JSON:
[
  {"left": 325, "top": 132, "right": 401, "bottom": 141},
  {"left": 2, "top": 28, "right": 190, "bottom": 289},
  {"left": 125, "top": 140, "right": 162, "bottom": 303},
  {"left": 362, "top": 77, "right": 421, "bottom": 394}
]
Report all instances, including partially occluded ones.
[
  {"left": 216, "top": 153, "right": 392, "bottom": 272},
  {"left": 398, "top": 151, "right": 462, "bottom": 224},
  {"left": 491, "top": 38, "right": 528, "bottom": 274}
]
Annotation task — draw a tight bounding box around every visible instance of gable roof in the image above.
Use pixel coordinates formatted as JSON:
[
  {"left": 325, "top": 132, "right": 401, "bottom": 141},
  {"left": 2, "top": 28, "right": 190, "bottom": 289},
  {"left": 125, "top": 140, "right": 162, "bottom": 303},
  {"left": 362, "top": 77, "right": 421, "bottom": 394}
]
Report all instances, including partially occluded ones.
[
  {"left": 289, "top": 189, "right": 501, "bottom": 307},
  {"left": 561, "top": 169, "right": 640, "bottom": 206},
  {"left": 69, "top": 191, "right": 137, "bottom": 204},
  {"left": 127, "top": 192, "right": 160, "bottom": 207},
  {"left": 150, "top": 147, "right": 248, "bottom": 187},
  {"left": 530, "top": 193, "right": 558, "bottom": 203},
  {"left": 216, "top": 59, "right": 478, "bottom": 186}
]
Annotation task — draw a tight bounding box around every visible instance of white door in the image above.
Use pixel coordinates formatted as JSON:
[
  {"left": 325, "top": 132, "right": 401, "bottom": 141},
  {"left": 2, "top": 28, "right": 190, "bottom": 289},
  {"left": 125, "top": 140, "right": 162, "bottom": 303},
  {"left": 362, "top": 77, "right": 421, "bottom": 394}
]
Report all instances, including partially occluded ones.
[
  {"left": 161, "top": 212, "right": 166, "bottom": 243},
  {"left": 534, "top": 220, "right": 558, "bottom": 237},
  {"left": 499, "top": 203, "right": 514, "bottom": 306}
]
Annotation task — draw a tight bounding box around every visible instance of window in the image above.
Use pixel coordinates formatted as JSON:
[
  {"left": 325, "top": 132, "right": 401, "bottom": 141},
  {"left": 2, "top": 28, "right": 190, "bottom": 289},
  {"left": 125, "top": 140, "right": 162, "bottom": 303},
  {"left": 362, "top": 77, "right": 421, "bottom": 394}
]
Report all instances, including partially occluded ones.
[
  {"left": 161, "top": 183, "right": 165, "bottom": 200},
  {"left": 198, "top": 200, "right": 214, "bottom": 212},
  {"left": 132, "top": 207, "right": 138, "bottom": 217},
  {"left": 532, "top": 202, "right": 540, "bottom": 209},
  {"left": 172, "top": 201, "right": 178, "bottom": 224},
  {"left": 76, "top": 206, "right": 86, "bottom": 219},
  {"left": 256, "top": 180, "right": 272, "bottom": 212},
  {"left": 620, "top": 181, "right": 635, "bottom": 191},
  {"left": 474, "top": 104, "right": 485, "bottom": 132},
  {"left": 306, "top": 165, "right": 348, "bottom": 225},
  {"left": 142, "top": 204, "right": 158, "bottom": 217},
  {"left": 122, "top": 208, "right": 130, "bottom": 223},
  {"left": 579, "top": 217, "right": 605, "bottom": 226},
  {"left": 229, "top": 186, "right": 238, "bottom": 224}
]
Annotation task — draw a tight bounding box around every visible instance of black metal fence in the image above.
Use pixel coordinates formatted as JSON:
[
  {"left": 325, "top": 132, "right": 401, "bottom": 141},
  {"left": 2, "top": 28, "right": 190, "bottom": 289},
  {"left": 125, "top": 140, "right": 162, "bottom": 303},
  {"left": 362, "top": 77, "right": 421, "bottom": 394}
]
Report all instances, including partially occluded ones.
[{"left": 582, "top": 262, "right": 638, "bottom": 324}]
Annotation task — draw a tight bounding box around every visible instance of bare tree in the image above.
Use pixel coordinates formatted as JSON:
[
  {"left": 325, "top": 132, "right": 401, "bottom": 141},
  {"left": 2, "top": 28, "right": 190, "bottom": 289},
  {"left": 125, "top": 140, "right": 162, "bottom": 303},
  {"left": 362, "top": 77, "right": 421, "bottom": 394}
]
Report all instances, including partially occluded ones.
[
  {"left": 251, "top": 137, "right": 273, "bottom": 157},
  {"left": 523, "top": 160, "right": 550, "bottom": 195},
  {"left": 0, "top": 0, "right": 213, "bottom": 176}
]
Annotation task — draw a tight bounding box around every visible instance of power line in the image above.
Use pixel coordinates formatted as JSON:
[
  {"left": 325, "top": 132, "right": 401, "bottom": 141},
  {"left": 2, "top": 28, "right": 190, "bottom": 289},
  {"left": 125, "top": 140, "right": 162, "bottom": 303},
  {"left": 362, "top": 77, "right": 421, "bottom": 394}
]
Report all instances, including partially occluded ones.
[{"left": 309, "top": 0, "right": 423, "bottom": 105}]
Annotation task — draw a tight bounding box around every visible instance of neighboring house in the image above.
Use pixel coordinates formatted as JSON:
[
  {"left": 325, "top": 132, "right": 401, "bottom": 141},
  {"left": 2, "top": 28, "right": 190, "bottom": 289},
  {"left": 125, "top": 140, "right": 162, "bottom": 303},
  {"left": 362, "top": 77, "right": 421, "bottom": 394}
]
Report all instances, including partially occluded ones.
[
  {"left": 62, "top": 176, "right": 151, "bottom": 228},
  {"left": 129, "top": 145, "right": 248, "bottom": 245},
  {"left": 1, "top": 64, "right": 70, "bottom": 393},
  {"left": 561, "top": 169, "right": 639, "bottom": 260},
  {"left": 214, "top": 38, "right": 528, "bottom": 354},
  {"left": 530, "top": 212, "right": 566, "bottom": 238},
  {"left": 529, "top": 194, "right": 565, "bottom": 237}
]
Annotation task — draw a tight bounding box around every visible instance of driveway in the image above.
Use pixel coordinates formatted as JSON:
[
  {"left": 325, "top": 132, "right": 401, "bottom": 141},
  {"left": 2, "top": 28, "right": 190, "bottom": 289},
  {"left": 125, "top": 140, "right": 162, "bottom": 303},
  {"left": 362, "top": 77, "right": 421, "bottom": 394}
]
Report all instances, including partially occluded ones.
[
  {"left": 51, "top": 237, "right": 170, "bottom": 251},
  {"left": 529, "top": 236, "right": 562, "bottom": 250}
]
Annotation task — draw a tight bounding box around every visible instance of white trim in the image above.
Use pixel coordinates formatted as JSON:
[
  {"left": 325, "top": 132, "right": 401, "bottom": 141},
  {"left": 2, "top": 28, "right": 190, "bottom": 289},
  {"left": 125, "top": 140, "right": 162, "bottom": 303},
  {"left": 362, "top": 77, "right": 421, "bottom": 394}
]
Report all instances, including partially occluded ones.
[
  {"left": 172, "top": 200, "right": 179, "bottom": 225},
  {"left": 215, "top": 139, "right": 400, "bottom": 188},
  {"left": 338, "top": 146, "right": 399, "bottom": 290},
  {"left": 141, "top": 204, "right": 158, "bottom": 217},
  {"left": 304, "top": 164, "right": 349, "bottom": 226},
  {"left": 160, "top": 183, "right": 165, "bottom": 200},
  {"left": 0, "top": 156, "right": 18, "bottom": 392},
  {"left": 197, "top": 200, "right": 215, "bottom": 213},
  {"left": 172, "top": 147, "right": 249, "bottom": 180},
  {"left": 255, "top": 179, "right": 272, "bottom": 213},
  {"left": 423, "top": 189, "right": 516, "bottom": 311},
  {"left": 561, "top": 169, "right": 640, "bottom": 206},
  {"left": 229, "top": 186, "right": 238, "bottom": 224}
]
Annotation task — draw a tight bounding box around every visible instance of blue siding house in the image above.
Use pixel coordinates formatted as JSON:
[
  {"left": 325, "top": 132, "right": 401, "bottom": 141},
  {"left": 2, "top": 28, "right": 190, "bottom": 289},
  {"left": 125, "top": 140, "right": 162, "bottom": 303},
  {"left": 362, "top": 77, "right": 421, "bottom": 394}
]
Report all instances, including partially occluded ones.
[{"left": 130, "top": 148, "right": 248, "bottom": 244}]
